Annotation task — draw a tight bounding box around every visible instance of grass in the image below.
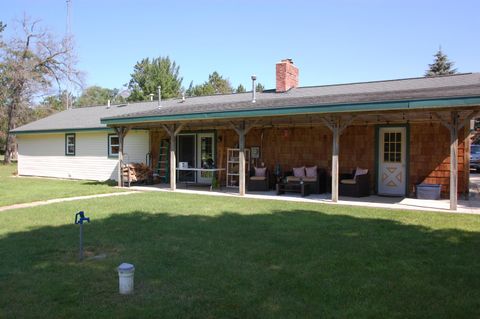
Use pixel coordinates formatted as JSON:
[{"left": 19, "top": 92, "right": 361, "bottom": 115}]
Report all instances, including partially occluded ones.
[
  {"left": 1, "top": 191, "right": 480, "bottom": 318},
  {"left": 0, "top": 163, "right": 123, "bottom": 207}
]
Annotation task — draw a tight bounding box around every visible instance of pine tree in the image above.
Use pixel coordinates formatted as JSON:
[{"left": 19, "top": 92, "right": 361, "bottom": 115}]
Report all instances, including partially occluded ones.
[
  {"left": 425, "top": 48, "right": 458, "bottom": 77},
  {"left": 256, "top": 83, "right": 265, "bottom": 92},
  {"left": 236, "top": 84, "right": 246, "bottom": 93},
  {"left": 185, "top": 71, "right": 233, "bottom": 97},
  {"left": 128, "top": 56, "right": 183, "bottom": 101}
]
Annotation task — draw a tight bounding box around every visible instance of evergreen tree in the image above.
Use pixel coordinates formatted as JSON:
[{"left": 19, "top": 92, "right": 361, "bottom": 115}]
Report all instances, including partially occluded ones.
[
  {"left": 128, "top": 56, "right": 183, "bottom": 101},
  {"left": 186, "top": 81, "right": 195, "bottom": 97},
  {"left": 256, "top": 83, "right": 265, "bottom": 92},
  {"left": 186, "top": 71, "right": 234, "bottom": 97},
  {"left": 236, "top": 84, "right": 246, "bottom": 93},
  {"left": 425, "top": 48, "right": 458, "bottom": 77}
]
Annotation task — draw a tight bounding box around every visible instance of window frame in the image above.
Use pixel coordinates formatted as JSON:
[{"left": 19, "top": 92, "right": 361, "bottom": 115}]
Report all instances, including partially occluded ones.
[
  {"left": 65, "top": 133, "right": 76, "bottom": 156},
  {"left": 108, "top": 134, "right": 120, "bottom": 158}
]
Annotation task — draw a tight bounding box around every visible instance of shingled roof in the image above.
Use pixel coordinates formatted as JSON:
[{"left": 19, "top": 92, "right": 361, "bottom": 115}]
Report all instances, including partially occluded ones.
[{"left": 13, "top": 73, "right": 480, "bottom": 133}]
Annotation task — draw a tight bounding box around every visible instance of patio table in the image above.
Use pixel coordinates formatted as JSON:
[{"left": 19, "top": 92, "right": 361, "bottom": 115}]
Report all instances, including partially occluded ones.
[{"left": 276, "top": 181, "right": 312, "bottom": 197}]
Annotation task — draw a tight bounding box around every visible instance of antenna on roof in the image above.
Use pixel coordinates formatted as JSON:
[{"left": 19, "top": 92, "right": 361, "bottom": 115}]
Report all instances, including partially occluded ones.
[
  {"left": 251, "top": 75, "right": 257, "bottom": 103},
  {"left": 65, "top": 0, "right": 72, "bottom": 110}
]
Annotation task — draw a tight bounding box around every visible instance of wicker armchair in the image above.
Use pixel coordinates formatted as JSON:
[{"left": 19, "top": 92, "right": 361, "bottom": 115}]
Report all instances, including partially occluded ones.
[
  {"left": 339, "top": 169, "right": 370, "bottom": 197},
  {"left": 247, "top": 167, "right": 270, "bottom": 191}
]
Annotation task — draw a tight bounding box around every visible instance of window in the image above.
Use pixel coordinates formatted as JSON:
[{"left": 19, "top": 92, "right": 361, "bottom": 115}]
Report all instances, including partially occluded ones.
[
  {"left": 383, "top": 132, "right": 402, "bottom": 162},
  {"left": 65, "top": 133, "right": 75, "bottom": 156},
  {"left": 108, "top": 134, "right": 120, "bottom": 157}
]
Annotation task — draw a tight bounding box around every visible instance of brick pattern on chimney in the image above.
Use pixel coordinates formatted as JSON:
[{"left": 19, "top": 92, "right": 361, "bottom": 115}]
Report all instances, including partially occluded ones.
[{"left": 276, "top": 59, "right": 299, "bottom": 92}]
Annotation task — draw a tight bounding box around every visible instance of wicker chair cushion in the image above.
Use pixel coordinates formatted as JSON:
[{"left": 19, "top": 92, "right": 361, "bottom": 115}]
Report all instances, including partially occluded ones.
[
  {"left": 305, "top": 166, "right": 317, "bottom": 178},
  {"left": 293, "top": 166, "right": 306, "bottom": 178},
  {"left": 341, "top": 179, "right": 357, "bottom": 185},
  {"left": 286, "top": 176, "right": 301, "bottom": 183},
  {"left": 254, "top": 167, "right": 267, "bottom": 177},
  {"left": 250, "top": 176, "right": 266, "bottom": 181},
  {"left": 354, "top": 167, "right": 368, "bottom": 179},
  {"left": 303, "top": 177, "right": 317, "bottom": 182}
]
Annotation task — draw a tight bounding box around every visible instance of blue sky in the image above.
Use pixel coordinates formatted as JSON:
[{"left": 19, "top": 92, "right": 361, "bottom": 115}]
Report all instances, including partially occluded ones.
[{"left": 3, "top": 0, "right": 480, "bottom": 92}]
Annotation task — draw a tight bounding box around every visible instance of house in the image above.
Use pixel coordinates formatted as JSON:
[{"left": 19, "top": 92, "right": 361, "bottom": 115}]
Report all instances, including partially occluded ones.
[{"left": 12, "top": 59, "right": 480, "bottom": 210}]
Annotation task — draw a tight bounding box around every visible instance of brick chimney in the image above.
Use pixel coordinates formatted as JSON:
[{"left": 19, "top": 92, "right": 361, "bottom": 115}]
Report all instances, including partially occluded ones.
[{"left": 276, "top": 59, "right": 299, "bottom": 92}]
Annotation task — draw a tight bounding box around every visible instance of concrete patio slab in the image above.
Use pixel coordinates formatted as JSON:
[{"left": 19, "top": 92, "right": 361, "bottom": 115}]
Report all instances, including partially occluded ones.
[{"left": 129, "top": 184, "right": 480, "bottom": 215}]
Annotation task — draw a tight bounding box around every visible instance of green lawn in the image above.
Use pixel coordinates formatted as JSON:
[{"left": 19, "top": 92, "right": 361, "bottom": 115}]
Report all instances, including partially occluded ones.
[
  {"left": 1, "top": 192, "right": 480, "bottom": 318},
  {"left": 0, "top": 164, "right": 123, "bottom": 206}
]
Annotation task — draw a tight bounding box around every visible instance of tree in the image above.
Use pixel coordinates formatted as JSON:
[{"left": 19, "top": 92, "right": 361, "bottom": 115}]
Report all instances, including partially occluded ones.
[
  {"left": 128, "top": 56, "right": 182, "bottom": 102},
  {"left": 256, "top": 82, "right": 265, "bottom": 92},
  {"left": 186, "top": 71, "right": 234, "bottom": 97},
  {"left": 39, "top": 90, "right": 72, "bottom": 112},
  {"left": 75, "top": 86, "right": 114, "bottom": 107},
  {"left": 0, "top": 17, "right": 81, "bottom": 164},
  {"left": 425, "top": 48, "right": 458, "bottom": 77},
  {"left": 0, "top": 21, "right": 6, "bottom": 152},
  {"left": 236, "top": 84, "right": 246, "bottom": 93}
]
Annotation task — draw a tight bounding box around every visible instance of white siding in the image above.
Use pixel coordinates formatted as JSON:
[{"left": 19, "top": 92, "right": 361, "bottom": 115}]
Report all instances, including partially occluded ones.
[{"left": 17, "top": 130, "right": 149, "bottom": 181}]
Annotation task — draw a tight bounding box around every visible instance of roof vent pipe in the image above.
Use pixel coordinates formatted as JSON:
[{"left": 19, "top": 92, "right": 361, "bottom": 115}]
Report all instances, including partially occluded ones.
[
  {"left": 149, "top": 93, "right": 154, "bottom": 101},
  {"left": 182, "top": 92, "right": 186, "bottom": 102},
  {"left": 107, "top": 99, "right": 111, "bottom": 109},
  {"left": 157, "top": 86, "right": 161, "bottom": 107},
  {"left": 251, "top": 75, "right": 257, "bottom": 103}
]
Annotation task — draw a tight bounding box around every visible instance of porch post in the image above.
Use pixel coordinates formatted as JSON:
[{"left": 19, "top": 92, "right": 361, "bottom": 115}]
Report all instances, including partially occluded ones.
[
  {"left": 450, "top": 111, "right": 458, "bottom": 211},
  {"left": 115, "top": 126, "right": 130, "bottom": 187},
  {"left": 170, "top": 134, "right": 177, "bottom": 191},
  {"left": 321, "top": 116, "right": 354, "bottom": 203},
  {"left": 118, "top": 132, "right": 123, "bottom": 187},
  {"left": 230, "top": 120, "right": 257, "bottom": 196},
  {"left": 239, "top": 129, "right": 246, "bottom": 196},
  {"left": 162, "top": 123, "right": 185, "bottom": 191},
  {"left": 332, "top": 118, "right": 340, "bottom": 202}
]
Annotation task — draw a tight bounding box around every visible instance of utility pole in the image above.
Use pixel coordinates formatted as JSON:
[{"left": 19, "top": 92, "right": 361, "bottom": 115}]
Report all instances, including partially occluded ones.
[{"left": 65, "top": 0, "right": 72, "bottom": 109}]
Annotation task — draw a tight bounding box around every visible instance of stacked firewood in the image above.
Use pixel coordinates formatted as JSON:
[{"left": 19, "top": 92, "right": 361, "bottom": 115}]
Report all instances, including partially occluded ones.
[{"left": 122, "top": 163, "right": 152, "bottom": 184}]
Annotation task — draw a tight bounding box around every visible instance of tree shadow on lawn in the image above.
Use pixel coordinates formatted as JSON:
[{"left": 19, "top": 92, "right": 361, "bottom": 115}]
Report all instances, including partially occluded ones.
[{"left": 1, "top": 209, "right": 480, "bottom": 318}]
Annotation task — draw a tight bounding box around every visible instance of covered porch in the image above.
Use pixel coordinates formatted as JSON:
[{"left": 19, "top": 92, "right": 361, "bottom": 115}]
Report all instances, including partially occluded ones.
[{"left": 106, "top": 105, "right": 480, "bottom": 211}]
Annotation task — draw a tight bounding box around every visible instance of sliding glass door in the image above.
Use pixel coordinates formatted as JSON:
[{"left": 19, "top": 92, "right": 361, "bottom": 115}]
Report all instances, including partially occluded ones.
[
  {"left": 177, "top": 134, "right": 195, "bottom": 182},
  {"left": 176, "top": 132, "right": 215, "bottom": 184}
]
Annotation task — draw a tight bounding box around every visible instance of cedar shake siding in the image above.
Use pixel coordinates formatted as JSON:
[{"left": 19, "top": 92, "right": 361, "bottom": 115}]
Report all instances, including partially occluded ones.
[{"left": 150, "top": 124, "right": 468, "bottom": 197}]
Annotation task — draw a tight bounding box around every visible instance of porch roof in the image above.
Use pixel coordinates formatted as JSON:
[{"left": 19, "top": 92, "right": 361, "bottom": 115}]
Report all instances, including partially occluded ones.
[{"left": 101, "top": 73, "right": 480, "bottom": 125}]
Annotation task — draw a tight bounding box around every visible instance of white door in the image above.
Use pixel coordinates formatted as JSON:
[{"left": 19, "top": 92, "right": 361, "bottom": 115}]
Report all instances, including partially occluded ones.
[
  {"left": 196, "top": 133, "right": 215, "bottom": 184},
  {"left": 378, "top": 127, "right": 406, "bottom": 196}
]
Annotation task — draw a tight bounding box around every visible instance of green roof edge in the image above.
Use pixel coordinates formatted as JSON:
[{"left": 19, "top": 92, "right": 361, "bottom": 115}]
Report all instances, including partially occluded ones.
[{"left": 12, "top": 127, "right": 113, "bottom": 135}]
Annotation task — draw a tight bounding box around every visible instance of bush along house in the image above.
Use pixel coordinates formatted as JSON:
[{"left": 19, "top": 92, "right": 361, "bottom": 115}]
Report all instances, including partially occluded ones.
[{"left": 12, "top": 59, "right": 480, "bottom": 210}]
